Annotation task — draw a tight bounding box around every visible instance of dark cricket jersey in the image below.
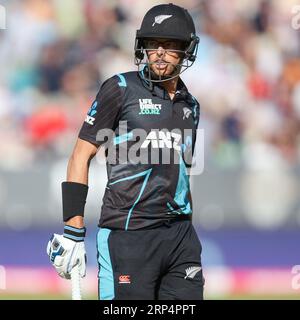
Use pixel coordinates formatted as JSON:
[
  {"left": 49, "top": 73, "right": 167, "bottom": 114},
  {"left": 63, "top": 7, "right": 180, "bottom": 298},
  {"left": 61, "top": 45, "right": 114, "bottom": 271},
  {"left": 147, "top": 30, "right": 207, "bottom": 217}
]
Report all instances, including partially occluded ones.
[{"left": 79, "top": 70, "right": 200, "bottom": 230}]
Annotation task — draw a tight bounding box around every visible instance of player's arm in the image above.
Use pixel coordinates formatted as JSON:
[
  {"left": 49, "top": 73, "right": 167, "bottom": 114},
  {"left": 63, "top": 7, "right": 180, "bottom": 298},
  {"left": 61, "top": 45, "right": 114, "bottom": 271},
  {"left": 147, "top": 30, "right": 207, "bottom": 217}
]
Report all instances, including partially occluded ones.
[
  {"left": 47, "top": 75, "right": 124, "bottom": 279},
  {"left": 45, "top": 139, "right": 95, "bottom": 280},
  {"left": 66, "top": 74, "right": 124, "bottom": 226},
  {"left": 63, "top": 138, "right": 98, "bottom": 229}
]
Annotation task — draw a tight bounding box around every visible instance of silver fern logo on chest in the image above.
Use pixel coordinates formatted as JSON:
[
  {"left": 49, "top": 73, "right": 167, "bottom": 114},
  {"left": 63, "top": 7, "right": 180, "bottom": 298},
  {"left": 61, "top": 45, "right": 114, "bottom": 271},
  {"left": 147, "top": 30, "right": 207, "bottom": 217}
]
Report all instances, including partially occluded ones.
[
  {"left": 139, "top": 99, "right": 162, "bottom": 115},
  {"left": 183, "top": 107, "right": 192, "bottom": 120}
]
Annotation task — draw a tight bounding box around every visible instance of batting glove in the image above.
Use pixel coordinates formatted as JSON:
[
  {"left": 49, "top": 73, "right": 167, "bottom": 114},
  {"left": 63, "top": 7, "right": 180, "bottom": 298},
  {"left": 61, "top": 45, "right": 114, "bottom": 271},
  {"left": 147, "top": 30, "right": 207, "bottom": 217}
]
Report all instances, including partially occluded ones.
[{"left": 47, "top": 226, "right": 87, "bottom": 279}]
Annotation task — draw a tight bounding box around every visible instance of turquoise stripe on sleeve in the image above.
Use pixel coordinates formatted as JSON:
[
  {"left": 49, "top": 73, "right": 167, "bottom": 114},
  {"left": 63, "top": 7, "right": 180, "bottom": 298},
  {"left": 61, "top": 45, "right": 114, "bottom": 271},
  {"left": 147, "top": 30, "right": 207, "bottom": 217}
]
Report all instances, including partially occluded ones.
[
  {"left": 97, "top": 228, "right": 114, "bottom": 300},
  {"left": 117, "top": 74, "right": 127, "bottom": 87}
]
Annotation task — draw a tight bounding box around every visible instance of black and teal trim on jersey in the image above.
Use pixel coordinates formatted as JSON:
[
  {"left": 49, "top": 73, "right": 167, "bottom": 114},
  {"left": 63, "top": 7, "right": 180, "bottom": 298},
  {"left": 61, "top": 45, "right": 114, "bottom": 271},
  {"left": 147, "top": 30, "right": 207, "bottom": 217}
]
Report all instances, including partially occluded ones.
[
  {"left": 97, "top": 228, "right": 114, "bottom": 300},
  {"left": 79, "top": 71, "right": 200, "bottom": 230},
  {"left": 109, "top": 168, "right": 153, "bottom": 230},
  {"left": 167, "top": 153, "right": 192, "bottom": 215},
  {"left": 117, "top": 74, "right": 127, "bottom": 87},
  {"left": 191, "top": 96, "right": 200, "bottom": 126},
  {"left": 113, "top": 131, "right": 133, "bottom": 145}
]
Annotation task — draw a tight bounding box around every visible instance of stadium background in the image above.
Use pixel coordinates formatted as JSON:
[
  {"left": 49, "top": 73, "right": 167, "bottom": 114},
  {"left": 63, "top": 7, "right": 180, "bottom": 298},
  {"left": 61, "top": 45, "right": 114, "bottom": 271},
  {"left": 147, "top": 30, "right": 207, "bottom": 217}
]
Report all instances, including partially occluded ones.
[{"left": 0, "top": 0, "right": 300, "bottom": 299}]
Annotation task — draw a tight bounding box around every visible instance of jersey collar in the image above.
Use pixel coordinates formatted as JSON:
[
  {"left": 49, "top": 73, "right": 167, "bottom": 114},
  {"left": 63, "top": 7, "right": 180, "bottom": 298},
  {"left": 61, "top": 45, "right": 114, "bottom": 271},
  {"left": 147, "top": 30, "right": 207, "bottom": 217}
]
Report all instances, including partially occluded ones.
[{"left": 138, "top": 68, "right": 189, "bottom": 101}]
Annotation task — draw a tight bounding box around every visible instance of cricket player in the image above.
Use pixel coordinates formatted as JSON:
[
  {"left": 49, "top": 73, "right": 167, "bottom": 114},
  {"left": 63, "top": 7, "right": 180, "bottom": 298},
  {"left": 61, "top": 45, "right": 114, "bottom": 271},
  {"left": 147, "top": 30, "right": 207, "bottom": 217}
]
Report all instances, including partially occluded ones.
[{"left": 47, "top": 3, "right": 204, "bottom": 300}]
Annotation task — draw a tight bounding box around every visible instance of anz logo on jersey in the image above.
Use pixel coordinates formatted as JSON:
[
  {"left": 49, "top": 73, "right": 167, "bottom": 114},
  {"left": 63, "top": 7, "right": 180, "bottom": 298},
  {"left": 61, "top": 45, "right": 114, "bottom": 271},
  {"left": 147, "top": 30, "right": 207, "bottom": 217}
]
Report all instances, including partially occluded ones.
[
  {"left": 141, "top": 130, "right": 181, "bottom": 151},
  {"left": 85, "top": 101, "right": 98, "bottom": 125}
]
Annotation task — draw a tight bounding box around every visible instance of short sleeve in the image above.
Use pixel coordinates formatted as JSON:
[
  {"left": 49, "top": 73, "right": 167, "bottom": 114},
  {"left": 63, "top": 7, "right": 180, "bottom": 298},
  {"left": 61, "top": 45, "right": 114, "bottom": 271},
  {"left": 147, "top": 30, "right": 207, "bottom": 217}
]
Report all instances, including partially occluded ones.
[{"left": 78, "top": 75, "right": 123, "bottom": 146}]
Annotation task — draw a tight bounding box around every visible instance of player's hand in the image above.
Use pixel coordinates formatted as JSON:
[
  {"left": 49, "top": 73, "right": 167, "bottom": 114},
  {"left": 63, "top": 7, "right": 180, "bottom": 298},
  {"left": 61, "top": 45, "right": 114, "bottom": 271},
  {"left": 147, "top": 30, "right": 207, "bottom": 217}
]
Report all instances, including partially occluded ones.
[{"left": 46, "top": 226, "right": 87, "bottom": 279}]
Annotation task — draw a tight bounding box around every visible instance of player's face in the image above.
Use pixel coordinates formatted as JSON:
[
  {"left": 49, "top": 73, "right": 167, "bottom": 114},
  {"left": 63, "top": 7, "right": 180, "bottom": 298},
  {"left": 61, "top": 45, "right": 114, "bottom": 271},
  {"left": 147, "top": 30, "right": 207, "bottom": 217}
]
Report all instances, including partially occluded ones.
[{"left": 145, "top": 38, "right": 186, "bottom": 77}]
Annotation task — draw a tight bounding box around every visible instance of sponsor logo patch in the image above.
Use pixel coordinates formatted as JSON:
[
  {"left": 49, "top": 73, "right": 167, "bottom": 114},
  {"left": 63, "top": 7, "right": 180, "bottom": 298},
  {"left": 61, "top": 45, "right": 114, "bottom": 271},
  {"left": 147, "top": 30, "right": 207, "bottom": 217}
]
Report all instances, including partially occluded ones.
[
  {"left": 85, "top": 101, "right": 98, "bottom": 125},
  {"left": 139, "top": 99, "right": 161, "bottom": 115},
  {"left": 119, "top": 275, "right": 131, "bottom": 284},
  {"left": 141, "top": 130, "right": 181, "bottom": 151}
]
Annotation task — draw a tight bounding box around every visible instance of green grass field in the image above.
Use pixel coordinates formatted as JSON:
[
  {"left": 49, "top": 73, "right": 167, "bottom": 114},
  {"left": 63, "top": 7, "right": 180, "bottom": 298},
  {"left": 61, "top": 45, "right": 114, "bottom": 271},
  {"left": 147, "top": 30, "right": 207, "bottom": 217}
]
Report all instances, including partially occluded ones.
[{"left": 1, "top": 293, "right": 299, "bottom": 300}]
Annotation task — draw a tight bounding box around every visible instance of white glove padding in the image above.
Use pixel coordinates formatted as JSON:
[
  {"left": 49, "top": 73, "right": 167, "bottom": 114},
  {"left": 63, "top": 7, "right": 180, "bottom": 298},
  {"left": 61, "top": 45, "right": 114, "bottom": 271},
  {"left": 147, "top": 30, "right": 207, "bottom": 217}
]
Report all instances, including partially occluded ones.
[{"left": 47, "top": 234, "right": 86, "bottom": 279}]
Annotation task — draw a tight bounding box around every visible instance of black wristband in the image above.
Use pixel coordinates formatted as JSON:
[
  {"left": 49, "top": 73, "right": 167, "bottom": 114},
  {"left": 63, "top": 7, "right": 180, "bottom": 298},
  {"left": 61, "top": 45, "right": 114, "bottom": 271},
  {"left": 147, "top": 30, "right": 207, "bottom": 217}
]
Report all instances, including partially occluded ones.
[
  {"left": 62, "top": 181, "right": 89, "bottom": 222},
  {"left": 63, "top": 225, "right": 86, "bottom": 242}
]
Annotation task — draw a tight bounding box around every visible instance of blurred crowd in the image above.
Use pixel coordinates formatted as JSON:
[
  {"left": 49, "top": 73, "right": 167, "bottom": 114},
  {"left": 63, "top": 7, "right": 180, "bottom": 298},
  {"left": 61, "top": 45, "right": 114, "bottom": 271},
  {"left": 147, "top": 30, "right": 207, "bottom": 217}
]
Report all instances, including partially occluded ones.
[{"left": 0, "top": 0, "right": 300, "bottom": 170}]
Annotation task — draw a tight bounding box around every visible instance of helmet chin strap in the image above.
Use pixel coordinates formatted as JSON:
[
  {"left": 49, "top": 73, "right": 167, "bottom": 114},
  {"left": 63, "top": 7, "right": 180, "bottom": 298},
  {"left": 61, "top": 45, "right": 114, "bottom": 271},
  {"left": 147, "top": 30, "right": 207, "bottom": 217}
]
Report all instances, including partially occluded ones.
[{"left": 148, "top": 62, "right": 181, "bottom": 82}]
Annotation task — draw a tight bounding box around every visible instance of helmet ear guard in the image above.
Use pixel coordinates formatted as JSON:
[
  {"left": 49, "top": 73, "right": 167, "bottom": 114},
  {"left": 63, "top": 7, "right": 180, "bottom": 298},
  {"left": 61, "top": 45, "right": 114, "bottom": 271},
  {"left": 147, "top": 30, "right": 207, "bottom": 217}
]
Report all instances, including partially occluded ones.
[
  {"left": 134, "top": 30, "right": 145, "bottom": 60},
  {"left": 185, "top": 34, "right": 199, "bottom": 62}
]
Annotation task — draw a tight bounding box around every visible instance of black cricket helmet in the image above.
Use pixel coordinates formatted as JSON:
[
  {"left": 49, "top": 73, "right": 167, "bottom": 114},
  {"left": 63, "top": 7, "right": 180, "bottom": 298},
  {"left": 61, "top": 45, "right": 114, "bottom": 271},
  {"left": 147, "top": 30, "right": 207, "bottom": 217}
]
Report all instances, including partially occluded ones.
[{"left": 135, "top": 3, "right": 199, "bottom": 82}]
